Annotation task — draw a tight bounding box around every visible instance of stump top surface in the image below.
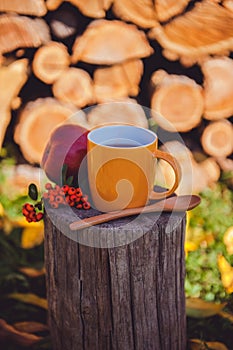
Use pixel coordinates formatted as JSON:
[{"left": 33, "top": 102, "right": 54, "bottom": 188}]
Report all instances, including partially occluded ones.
[{"left": 45, "top": 188, "right": 185, "bottom": 248}]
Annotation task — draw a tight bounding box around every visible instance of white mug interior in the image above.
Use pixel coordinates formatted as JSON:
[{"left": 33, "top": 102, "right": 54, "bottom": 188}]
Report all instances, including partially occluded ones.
[{"left": 88, "top": 125, "right": 157, "bottom": 148}]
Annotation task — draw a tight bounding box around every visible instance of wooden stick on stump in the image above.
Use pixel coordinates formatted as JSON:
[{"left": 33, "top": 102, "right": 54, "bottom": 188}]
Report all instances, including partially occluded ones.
[{"left": 44, "top": 199, "right": 187, "bottom": 350}]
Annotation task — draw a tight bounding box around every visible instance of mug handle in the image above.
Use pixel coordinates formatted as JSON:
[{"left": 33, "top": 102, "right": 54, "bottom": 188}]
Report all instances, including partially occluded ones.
[{"left": 149, "top": 149, "right": 181, "bottom": 200}]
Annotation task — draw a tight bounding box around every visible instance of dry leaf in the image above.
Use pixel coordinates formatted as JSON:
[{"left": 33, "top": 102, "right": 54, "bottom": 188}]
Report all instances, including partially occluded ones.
[
  {"left": 19, "top": 266, "right": 45, "bottom": 278},
  {"left": 218, "top": 254, "right": 233, "bottom": 294},
  {"left": 0, "top": 319, "right": 41, "bottom": 347},
  {"left": 189, "top": 338, "right": 228, "bottom": 350},
  {"left": 8, "top": 293, "right": 48, "bottom": 310},
  {"left": 186, "top": 298, "right": 226, "bottom": 318},
  {"left": 218, "top": 310, "right": 233, "bottom": 323},
  {"left": 13, "top": 321, "right": 49, "bottom": 334}
]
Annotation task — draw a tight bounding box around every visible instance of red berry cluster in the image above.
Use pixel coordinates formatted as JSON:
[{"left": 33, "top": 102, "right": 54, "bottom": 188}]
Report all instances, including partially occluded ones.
[
  {"left": 43, "top": 183, "right": 91, "bottom": 210},
  {"left": 22, "top": 203, "right": 44, "bottom": 223}
]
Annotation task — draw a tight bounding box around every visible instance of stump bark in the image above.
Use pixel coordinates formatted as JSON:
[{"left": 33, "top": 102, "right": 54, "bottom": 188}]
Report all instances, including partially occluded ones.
[{"left": 44, "top": 203, "right": 187, "bottom": 350}]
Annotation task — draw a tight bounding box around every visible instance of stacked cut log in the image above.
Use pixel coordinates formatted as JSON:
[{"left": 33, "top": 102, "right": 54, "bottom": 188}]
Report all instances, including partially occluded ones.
[{"left": 0, "top": 0, "right": 232, "bottom": 194}]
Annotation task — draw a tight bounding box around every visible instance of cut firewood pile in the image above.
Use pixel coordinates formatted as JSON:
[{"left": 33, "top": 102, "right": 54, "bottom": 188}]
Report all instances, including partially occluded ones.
[{"left": 0, "top": 0, "right": 232, "bottom": 195}]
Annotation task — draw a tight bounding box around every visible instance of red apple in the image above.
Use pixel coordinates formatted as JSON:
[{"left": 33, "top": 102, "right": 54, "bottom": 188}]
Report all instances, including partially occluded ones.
[{"left": 41, "top": 124, "right": 88, "bottom": 185}]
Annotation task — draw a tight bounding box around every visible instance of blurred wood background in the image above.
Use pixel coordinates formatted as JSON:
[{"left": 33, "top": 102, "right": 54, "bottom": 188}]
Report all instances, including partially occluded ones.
[{"left": 0, "top": 0, "right": 232, "bottom": 193}]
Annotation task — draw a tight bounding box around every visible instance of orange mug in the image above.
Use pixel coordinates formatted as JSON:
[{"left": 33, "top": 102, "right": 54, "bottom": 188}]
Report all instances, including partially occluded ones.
[{"left": 87, "top": 125, "right": 181, "bottom": 212}]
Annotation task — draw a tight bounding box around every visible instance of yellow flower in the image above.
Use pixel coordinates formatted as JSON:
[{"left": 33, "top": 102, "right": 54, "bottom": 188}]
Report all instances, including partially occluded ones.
[
  {"left": 12, "top": 216, "right": 44, "bottom": 228},
  {"left": 186, "top": 210, "right": 192, "bottom": 229},
  {"left": 223, "top": 226, "right": 233, "bottom": 255},
  {"left": 218, "top": 254, "right": 233, "bottom": 294},
  {"left": 186, "top": 226, "right": 214, "bottom": 248},
  {"left": 0, "top": 203, "right": 5, "bottom": 216},
  {"left": 185, "top": 241, "right": 198, "bottom": 257},
  {"left": 21, "top": 223, "right": 44, "bottom": 249}
]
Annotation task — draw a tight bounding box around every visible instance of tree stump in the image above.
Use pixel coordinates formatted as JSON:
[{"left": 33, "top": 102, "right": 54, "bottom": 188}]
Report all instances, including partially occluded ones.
[{"left": 44, "top": 201, "right": 187, "bottom": 350}]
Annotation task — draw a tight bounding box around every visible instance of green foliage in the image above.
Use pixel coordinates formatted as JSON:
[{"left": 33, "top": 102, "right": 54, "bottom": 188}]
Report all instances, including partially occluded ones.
[
  {"left": 186, "top": 183, "right": 233, "bottom": 302},
  {"left": 185, "top": 247, "right": 228, "bottom": 301},
  {"left": 1, "top": 194, "right": 29, "bottom": 220},
  {"left": 189, "top": 184, "right": 233, "bottom": 240},
  {"left": 61, "top": 163, "right": 74, "bottom": 186},
  {"left": 0, "top": 158, "right": 31, "bottom": 221}
]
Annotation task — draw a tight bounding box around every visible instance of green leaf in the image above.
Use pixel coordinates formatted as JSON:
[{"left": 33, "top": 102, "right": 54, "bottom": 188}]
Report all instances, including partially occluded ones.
[
  {"left": 148, "top": 117, "right": 158, "bottom": 134},
  {"left": 66, "top": 176, "right": 74, "bottom": 186},
  {"left": 61, "top": 164, "right": 74, "bottom": 186},
  {"left": 0, "top": 147, "right": 7, "bottom": 158},
  {"left": 28, "top": 184, "right": 38, "bottom": 201},
  {"left": 61, "top": 164, "right": 68, "bottom": 185}
]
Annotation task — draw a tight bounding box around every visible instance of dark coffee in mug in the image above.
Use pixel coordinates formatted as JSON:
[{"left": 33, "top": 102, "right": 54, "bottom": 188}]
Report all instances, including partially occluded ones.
[{"left": 102, "top": 138, "right": 141, "bottom": 148}]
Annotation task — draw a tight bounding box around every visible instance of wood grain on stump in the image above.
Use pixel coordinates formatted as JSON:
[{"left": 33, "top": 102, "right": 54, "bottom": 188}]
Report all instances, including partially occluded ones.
[{"left": 44, "top": 201, "right": 186, "bottom": 350}]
